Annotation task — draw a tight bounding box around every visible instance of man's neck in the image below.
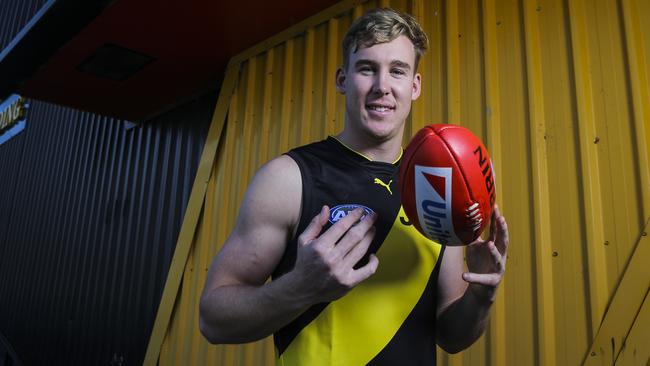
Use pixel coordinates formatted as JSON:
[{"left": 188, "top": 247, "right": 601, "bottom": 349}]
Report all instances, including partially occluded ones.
[{"left": 334, "top": 130, "right": 403, "bottom": 163}]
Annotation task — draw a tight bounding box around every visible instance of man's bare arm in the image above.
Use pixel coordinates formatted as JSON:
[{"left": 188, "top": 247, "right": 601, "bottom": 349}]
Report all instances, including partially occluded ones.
[
  {"left": 199, "top": 155, "right": 379, "bottom": 344},
  {"left": 435, "top": 206, "right": 509, "bottom": 353}
]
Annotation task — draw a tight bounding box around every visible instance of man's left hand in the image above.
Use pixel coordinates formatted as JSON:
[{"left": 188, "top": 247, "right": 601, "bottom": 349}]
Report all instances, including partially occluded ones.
[{"left": 462, "top": 205, "right": 509, "bottom": 304}]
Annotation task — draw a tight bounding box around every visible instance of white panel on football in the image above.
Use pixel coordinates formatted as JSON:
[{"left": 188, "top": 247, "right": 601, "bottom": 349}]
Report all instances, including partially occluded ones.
[{"left": 414, "top": 165, "right": 461, "bottom": 245}]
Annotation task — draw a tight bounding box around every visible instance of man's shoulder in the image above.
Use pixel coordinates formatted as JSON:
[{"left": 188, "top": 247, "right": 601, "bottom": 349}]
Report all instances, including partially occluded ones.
[
  {"left": 287, "top": 137, "right": 332, "bottom": 156},
  {"left": 286, "top": 137, "right": 341, "bottom": 166},
  {"left": 257, "top": 154, "right": 301, "bottom": 182},
  {"left": 242, "top": 154, "right": 302, "bottom": 228}
]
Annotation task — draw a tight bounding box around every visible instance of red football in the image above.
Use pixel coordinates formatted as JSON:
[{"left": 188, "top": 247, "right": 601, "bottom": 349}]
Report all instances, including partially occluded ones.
[{"left": 399, "top": 124, "right": 496, "bottom": 246}]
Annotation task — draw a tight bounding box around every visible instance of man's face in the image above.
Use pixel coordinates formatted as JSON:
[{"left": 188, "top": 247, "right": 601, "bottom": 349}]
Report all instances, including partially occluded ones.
[{"left": 336, "top": 35, "right": 421, "bottom": 142}]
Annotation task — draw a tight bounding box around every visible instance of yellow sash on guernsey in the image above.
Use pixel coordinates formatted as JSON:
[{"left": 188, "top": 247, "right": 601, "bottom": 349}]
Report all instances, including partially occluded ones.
[{"left": 277, "top": 207, "right": 442, "bottom": 366}]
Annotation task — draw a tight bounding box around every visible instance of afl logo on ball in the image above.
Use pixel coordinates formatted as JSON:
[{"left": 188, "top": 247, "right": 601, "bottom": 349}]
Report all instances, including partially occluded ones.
[
  {"left": 329, "top": 204, "right": 373, "bottom": 224},
  {"left": 414, "top": 166, "right": 461, "bottom": 245}
]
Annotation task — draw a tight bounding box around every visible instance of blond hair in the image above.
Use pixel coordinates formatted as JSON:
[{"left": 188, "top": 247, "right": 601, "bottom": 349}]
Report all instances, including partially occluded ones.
[{"left": 342, "top": 8, "right": 429, "bottom": 70}]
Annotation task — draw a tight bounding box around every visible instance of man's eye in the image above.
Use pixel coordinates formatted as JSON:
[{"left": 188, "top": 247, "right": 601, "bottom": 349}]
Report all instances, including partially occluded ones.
[
  {"left": 359, "top": 66, "right": 374, "bottom": 74},
  {"left": 392, "top": 69, "right": 406, "bottom": 76}
]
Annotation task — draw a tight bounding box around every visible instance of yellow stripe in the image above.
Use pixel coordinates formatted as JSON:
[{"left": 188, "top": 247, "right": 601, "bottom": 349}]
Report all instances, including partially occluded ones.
[
  {"left": 392, "top": 149, "right": 403, "bottom": 165},
  {"left": 278, "top": 207, "right": 442, "bottom": 366}
]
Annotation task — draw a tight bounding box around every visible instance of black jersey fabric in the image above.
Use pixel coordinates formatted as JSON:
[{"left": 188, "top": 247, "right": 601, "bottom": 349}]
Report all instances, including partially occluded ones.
[{"left": 274, "top": 136, "right": 444, "bottom": 365}]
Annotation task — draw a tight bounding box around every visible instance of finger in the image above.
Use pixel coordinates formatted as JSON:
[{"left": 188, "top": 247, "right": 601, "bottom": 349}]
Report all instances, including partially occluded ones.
[
  {"left": 297, "top": 205, "right": 329, "bottom": 246},
  {"left": 349, "top": 253, "right": 379, "bottom": 285},
  {"left": 493, "top": 204, "right": 502, "bottom": 219},
  {"left": 488, "top": 204, "right": 499, "bottom": 242},
  {"left": 496, "top": 215, "right": 509, "bottom": 255},
  {"left": 341, "top": 225, "right": 376, "bottom": 267},
  {"left": 319, "top": 208, "right": 368, "bottom": 247},
  {"left": 462, "top": 272, "right": 501, "bottom": 287},
  {"left": 486, "top": 241, "right": 504, "bottom": 272},
  {"left": 467, "top": 238, "right": 485, "bottom": 248},
  {"left": 334, "top": 211, "right": 377, "bottom": 258}
]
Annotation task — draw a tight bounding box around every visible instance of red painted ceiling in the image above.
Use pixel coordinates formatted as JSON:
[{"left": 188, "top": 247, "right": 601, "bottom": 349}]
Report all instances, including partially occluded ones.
[{"left": 18, "top": 0, "right": 341, "bottom": 121}]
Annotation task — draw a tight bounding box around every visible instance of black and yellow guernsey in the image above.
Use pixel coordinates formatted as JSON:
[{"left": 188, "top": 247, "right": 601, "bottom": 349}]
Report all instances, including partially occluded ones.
[{"left": 273, "top": 136, "right": 445, "bottom": 366}]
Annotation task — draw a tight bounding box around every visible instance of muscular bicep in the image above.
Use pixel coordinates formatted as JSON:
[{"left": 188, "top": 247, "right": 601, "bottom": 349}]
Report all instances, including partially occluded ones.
[
  {"left": 203, "top": 155, "right": 301, "bottom": 292},
  {"left": 436, "top": 246, "right": 468, "bottom": 317}
]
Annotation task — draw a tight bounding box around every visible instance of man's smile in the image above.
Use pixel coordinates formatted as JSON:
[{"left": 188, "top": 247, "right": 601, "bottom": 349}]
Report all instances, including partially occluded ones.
[{"left": 366, "top": 102, "right": 396, "bottom": 116}]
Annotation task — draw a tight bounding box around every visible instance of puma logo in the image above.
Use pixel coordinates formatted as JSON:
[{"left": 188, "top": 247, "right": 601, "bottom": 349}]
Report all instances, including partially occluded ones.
[{"left": 373, "top": 178, "right": 393, "bottom": 195}]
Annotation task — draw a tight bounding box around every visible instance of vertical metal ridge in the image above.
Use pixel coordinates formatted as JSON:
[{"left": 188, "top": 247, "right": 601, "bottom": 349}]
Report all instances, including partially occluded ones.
[
  {"left": 0, "top": 135, "right": 24, "bottom": 300},
  {"left": 407, "top": 0, "right": 424, "bottom": 143},
  {"left": 480, "top": 0, "right": 506, "bottom": 364},
  {"left": 10, "top": 101, "right": 49, "bottom": 328},
  {"left": 140, "top": 125, "right": 163, "bottom": 330},
  {"left": 100, "top": 118, "right": 127, "bottom": 360},
  {"left": 460, "top": 0, "right": 485, "bottom": 134},
  {"left": 49, "top": 108, "right": 81, "bottom": 353},
  {"left": 70, "top": 112, "right": 96, "bottom": 364},
  {"left": 84, "top": 115, "right": 109, "bottom": 360},
  {"left": 325, "top": 18, "right": 340, "bottom": 136},
  {"left": 59, "top": 112, "right": 89, "bottom": 358},
  {"left": 620, "top": 0, "right": 650, "bottom": 218},
  {"left": 240, "top": 56, "right": 258, "bottom": 201},
  {"left": 566, "top": 0, "right": 608, "bottom": 335},
  {"left": 221, "top": 92, "right": 239, "bottom": 242},
  {"left": 0, "top": 137, "right": 25, "bottom": 317},
  {"left": 300, "top": 29, "right": 315, "bottom": 142},
  {"left": 260, "top": 48, "right": 274, "bottom": 164},
  {"left": 187, "top": 227, "right": 204, "bottom": 365},
  {"left": 279, "top": 39, "right": 295, "bottom": 153},
  {"left": 128, "top": 125, "right": 154, "bottom": 353},
  {"left": 522, "top": 1, "right": 558, "bottom": 365},
  {"left": 589, "top": 0, "right": 641, "bottom": 277},
  {"left": 445, "top": 0, "right": 460, "bottom": 124},
  {"left": 311, "top": 24, "right": 327, "bottom": 141},
  {"left": 37, "top": 106, "right": 75, "bottom": 352}
]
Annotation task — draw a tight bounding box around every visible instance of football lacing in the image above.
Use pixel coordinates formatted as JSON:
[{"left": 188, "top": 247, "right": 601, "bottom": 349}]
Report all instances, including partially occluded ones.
[{"left": 466, "top": 202, "right": 482, "bottom": 232}]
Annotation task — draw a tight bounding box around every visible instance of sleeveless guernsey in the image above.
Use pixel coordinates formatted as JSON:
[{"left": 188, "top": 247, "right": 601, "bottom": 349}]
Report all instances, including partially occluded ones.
[{"left": 274, "top": 136, "right": 445, "bottom": 365}]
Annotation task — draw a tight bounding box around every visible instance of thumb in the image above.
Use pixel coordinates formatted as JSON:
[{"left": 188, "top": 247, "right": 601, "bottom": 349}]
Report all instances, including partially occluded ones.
[{"left": 298, "top": 205, "right": 329, "bottom": 246}]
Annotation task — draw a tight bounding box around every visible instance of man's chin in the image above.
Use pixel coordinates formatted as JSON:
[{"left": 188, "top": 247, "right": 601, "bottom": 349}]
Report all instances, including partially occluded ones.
[{"left": 363, "top": 126, "right": 399, "bottom": 142}]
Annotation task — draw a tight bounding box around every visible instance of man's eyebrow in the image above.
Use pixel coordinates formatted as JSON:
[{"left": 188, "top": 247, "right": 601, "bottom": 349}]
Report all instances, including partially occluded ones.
[
  {"left": 353, "top": 59, "right": 412, "bottom": 70},
  {"left": 391, "top": 60, "right": 412, "bottom": 70},
  {"left": 354, "top": 59, "right": 377, "bottom": 67}
]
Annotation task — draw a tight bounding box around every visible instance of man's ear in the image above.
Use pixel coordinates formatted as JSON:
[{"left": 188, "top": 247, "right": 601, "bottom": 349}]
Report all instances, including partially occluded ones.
[
  {"left": 411, "top": 72, "right": 422, "bottom": 101},
  {"left": 335, "top": 67, "right": 346, "bottom": 94}
]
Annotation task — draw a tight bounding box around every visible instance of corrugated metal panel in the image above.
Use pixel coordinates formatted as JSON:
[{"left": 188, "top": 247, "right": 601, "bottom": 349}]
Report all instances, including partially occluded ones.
[
  {"left": 0, "top": 0, "right": 51, "bottom": 52},
  {"left": 0, "top": 93, "right": 215, "bottom": 365},
  {"left": 154, "top": 0, "right": 650, "bottom": 364}
]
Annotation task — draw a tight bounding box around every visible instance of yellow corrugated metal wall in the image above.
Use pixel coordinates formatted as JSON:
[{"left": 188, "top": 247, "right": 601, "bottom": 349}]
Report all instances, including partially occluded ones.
[{"left": 147, "top": 0, "right": 650, "bottom": 364}]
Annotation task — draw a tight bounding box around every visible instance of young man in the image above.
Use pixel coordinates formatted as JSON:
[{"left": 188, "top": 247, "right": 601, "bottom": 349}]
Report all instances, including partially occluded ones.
[{"left": 199, "top": 8, "right": 508, "bottom": 365}]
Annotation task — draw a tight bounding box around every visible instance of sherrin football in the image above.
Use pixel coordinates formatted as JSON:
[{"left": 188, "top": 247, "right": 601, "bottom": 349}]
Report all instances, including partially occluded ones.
[{"left": 399, "top": 124, "right": 496, "bottom": 246}]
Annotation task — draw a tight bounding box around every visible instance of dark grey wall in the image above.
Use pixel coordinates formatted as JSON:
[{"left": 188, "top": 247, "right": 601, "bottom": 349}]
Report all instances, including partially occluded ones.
[{"left": 0, "top": 92, "right": 215, "bottom": 365}]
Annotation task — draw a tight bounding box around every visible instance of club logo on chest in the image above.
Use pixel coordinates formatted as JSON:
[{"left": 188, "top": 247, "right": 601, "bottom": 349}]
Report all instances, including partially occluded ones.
[{"left": 329, "top": 204, "right": 374, "bottom": 224}]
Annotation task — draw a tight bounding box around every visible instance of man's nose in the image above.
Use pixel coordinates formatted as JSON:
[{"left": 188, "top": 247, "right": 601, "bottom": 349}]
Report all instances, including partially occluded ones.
[{"left": 373, "top": 73, "right": 390, "bottom": 95}]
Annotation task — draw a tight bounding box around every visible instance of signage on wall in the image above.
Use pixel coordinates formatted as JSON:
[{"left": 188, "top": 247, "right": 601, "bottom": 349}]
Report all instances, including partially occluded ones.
[{"left": 0, "top": 95, "right": 28, "bottom": 146}]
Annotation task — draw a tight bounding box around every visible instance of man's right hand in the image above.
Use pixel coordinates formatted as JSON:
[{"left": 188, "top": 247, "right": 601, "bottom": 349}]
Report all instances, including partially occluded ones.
[{"left": 288, "top": 205, "right": 379, "bottom": 305}]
